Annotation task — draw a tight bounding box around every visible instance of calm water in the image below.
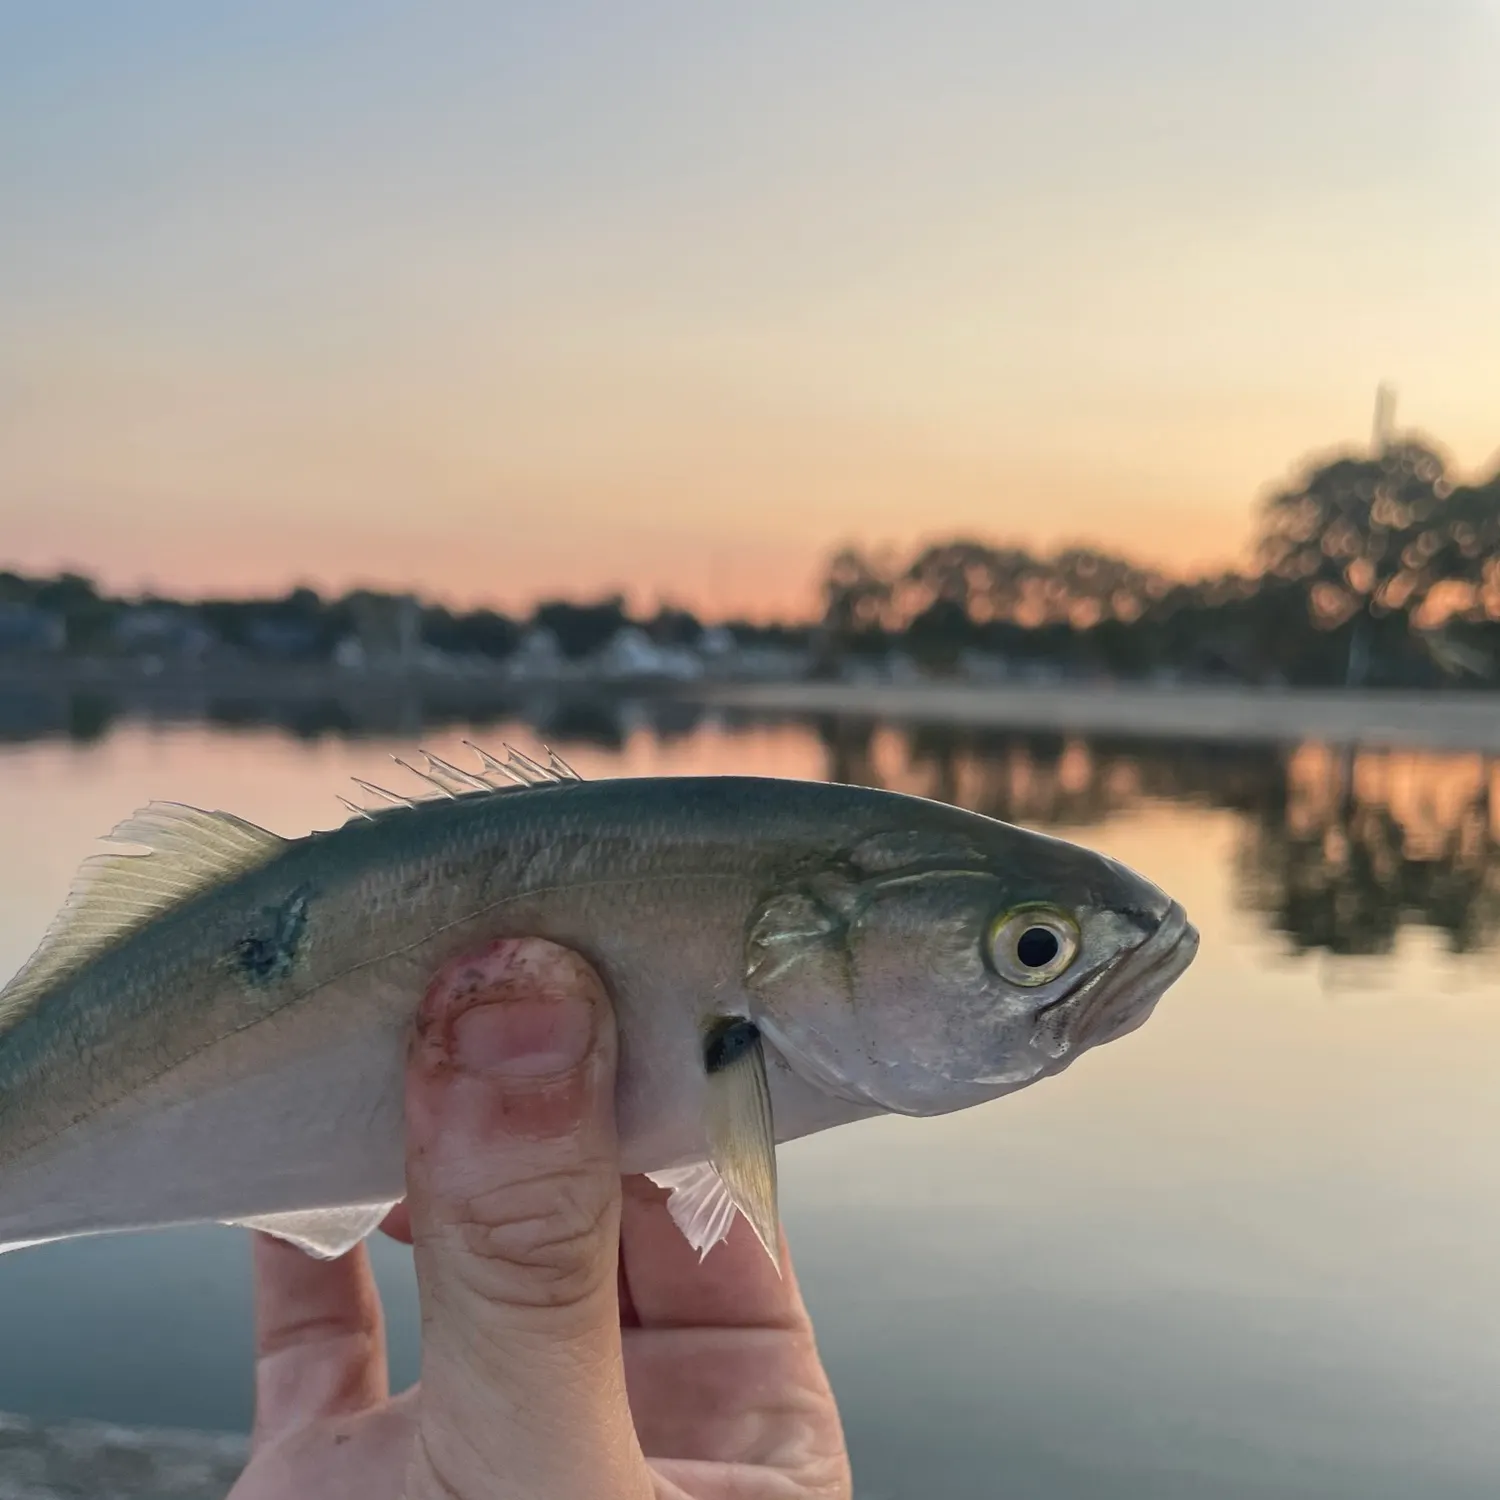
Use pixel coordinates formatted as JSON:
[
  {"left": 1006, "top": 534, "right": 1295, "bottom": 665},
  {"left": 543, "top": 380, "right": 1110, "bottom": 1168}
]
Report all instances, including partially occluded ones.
[{"left": 3, "top": 706, "right": 1500, "bottom": 1500}]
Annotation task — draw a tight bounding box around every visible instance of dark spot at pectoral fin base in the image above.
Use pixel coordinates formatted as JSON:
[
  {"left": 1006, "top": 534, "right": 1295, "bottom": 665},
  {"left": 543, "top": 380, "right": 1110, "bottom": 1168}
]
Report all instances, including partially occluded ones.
[
  {"left": 705, "top": 1015, "right": 761, "bottom": 1074},
  {"left": 236, "top": 885, "right": 312, "bottom": 985}
]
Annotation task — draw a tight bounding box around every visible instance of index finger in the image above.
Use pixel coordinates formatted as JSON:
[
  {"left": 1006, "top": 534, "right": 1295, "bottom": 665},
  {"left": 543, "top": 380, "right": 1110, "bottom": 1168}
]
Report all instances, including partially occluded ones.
[{"left": 250, "top": 1233, "right": 389, "bottom": 1447}]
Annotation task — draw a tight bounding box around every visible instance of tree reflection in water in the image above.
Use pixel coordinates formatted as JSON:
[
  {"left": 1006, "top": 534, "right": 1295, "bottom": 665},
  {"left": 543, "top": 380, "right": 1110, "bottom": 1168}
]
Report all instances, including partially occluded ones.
[
  {"left": 813, "top": 718, "right": 1500, "bottom": 958},
  {"left": 12, "top": 684, "right": 1498, "bottom": 960}
]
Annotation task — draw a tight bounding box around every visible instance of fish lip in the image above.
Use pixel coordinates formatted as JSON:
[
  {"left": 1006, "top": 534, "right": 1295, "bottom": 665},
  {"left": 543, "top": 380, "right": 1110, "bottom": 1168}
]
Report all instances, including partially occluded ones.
[
  {"left": 1035, "top": 900, "right": 1197, "bottom": 1052},
  {"left": 1098, "top": 902, "right": 1196, "bottom": 1035}
]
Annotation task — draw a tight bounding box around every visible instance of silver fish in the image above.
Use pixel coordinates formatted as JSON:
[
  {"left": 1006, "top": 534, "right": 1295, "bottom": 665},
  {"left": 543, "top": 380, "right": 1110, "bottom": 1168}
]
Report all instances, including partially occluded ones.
[{"left": 0, "top": 747, "right": 1198, "bottom": 1265}]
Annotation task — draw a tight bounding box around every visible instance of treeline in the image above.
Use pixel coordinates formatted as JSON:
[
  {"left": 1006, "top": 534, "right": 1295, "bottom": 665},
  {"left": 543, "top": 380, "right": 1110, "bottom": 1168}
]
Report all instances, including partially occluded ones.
[
  {"left": 0, "top": 577, "right": 806, "bottom": 662},
  {"left": 817, "top": 437, "right": 1500, "bottom": 687},
  {"left": 6, "top": 427, "right": 1500, "bottom": 686}
]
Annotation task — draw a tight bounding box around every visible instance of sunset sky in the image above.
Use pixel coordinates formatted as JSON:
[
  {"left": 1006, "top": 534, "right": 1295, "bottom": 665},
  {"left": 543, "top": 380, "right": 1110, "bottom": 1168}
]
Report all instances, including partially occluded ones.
[{"left": 3, "top": 2, "right": 1498, "bottom": 621}]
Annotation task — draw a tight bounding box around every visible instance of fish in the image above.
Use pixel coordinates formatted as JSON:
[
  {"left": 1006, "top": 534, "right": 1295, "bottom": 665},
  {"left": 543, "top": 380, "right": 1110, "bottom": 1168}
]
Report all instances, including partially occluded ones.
[{"left": 0, "top": 744, "right": 1198, "bottom": 1266}]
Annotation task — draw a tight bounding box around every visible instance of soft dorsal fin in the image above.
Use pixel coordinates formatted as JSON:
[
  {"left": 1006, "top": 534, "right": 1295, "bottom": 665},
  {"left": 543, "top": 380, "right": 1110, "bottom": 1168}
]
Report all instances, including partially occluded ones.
[{"left": 0, "top": 803, "right": 286, "bottom": 1028}]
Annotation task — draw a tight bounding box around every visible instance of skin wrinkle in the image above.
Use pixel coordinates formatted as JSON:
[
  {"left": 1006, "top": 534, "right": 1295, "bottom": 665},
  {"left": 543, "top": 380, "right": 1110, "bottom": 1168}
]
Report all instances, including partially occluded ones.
[
  {"left": 650, "top": 1462, "right": 828, "bottom": 1500},
  {"left": 432, "top": 1063, "right": 595, "bottom": 1143},
  {"left": 419, "top": 1286, "right": 630, "bottom": 1418},
  {"left": 420, "top": 1272, "right": 599, "bottom": 1385},
  {"left": 256, "top": 1330, "right": 384, "bottom": 1439},
  {"left": 251, "top": 1235, "right": 390, "bottom": 1448},
  {"left": 407, "top": 1430, "right": 477, "bottom": 1500},
  {"left": 419, "top": 1236, "right": 627, "bottom": 1389},
  {"left": 639, "top": 1391, "right": 833, "bottom": 1474},
  {"left": 626, "top": 1330, "right": 832, "bottom": 1466},
  {"left": 447, "top": 1189, "right": 619, "bottom": 1308},
  {"left": 423, "top": 1340, "right": 627, "bottom": 1464},
  {"left": 256, "top": 1306, "right": 381, "bottom": 1362},
  {"left": 415, "top": 1345, "right": 648, "bottom": 1500},
  {"left": 419, "top": 1355, "right": 602, "bottom": 1469}
]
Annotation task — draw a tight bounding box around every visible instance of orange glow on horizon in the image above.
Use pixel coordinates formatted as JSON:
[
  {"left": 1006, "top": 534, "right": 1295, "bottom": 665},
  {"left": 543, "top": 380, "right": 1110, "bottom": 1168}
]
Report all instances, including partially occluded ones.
[{"left": 4, "top": 5, "right": 1498, "bottom": 621}]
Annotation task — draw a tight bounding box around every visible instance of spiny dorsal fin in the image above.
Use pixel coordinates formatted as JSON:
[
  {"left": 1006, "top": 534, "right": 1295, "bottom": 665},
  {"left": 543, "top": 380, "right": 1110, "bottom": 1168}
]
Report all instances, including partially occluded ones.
[
  {"left": 0, "top": 803, "right": 286, "bottom": 1028},
  {"left": 339, "top": 742, "right": 583, "bottom": 823}
]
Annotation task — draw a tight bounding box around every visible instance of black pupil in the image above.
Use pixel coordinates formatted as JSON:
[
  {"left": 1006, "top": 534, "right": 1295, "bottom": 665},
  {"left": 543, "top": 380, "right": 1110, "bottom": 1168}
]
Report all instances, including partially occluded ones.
[{"left": 1016, "top": 925, "right": 1061, "bottom": 968}]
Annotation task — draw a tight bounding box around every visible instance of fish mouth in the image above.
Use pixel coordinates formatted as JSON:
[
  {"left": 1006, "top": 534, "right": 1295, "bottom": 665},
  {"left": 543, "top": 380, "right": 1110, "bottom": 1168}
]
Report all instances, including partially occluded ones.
[{"left": 1032, "top": 901, "right": 1198, "bottom": 1060}]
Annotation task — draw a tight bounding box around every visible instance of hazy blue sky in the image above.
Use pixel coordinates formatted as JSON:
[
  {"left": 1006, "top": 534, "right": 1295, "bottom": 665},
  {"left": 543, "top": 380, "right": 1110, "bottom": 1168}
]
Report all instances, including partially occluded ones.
[{"left": 3, "top": 2, "right": 1497, "bottom": 616}]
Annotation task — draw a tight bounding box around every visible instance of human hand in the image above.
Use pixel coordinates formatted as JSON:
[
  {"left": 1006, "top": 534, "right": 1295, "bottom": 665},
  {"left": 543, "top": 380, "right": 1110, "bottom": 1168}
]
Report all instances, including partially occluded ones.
[{"left": 228, "top": 937, "right": 853, "bottom": 1500}]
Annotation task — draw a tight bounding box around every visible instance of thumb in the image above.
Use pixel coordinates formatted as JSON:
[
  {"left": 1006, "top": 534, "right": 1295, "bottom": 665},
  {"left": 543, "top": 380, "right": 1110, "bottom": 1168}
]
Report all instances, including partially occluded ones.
[{"left": 401, "top": 938, "right": 651, "bottom": 1500}]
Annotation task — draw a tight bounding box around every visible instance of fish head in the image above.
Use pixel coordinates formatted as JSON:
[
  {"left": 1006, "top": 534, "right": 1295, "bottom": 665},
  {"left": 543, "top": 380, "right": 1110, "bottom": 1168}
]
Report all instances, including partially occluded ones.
[{"left": 745, "top": 810, "right": 1198, "bottom": 1116}]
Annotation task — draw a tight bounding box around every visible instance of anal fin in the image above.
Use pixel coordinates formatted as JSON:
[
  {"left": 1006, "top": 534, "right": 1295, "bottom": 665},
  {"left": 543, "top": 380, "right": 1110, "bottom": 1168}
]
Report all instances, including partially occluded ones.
[
  {"left": 229, "top": 1201, "right": 397, "bottom": 1260},
  {"left": 646, "top": 1162, "right": 741, "bottom": 1259}
]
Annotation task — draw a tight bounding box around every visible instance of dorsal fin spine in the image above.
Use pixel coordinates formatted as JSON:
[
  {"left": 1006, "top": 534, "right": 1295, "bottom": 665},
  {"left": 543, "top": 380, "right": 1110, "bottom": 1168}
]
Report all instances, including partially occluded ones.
[{"left": 338, "top": 741, "right": 583, "bottom": 821}]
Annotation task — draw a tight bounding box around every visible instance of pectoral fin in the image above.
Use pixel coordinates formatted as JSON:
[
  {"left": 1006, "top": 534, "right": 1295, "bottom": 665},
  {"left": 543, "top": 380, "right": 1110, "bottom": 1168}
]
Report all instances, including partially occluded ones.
[
  {"left": 229, "top": 1201, "right": 397, "bottom": 1259},
  {"left": 648, "top": 1017, "right": 782, "bottom": 1269}
]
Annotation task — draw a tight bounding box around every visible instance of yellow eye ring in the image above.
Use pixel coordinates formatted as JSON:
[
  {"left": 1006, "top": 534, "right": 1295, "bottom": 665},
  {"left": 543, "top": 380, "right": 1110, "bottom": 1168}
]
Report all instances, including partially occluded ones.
[{"left": 987, "top": 906, "right": 1081, "bottom": 987}]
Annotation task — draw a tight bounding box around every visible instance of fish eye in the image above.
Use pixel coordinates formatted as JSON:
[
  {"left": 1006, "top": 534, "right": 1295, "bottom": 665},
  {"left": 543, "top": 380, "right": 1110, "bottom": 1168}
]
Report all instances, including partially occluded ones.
[{"left": 987, "top": 907, "right": 1081, "bottom": 987}]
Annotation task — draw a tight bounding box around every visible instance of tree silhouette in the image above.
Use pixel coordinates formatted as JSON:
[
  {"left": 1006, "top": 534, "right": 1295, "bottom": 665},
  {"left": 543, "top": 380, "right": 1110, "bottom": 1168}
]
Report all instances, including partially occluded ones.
[
  {"left": 1429, "top": 473, "right": 1500, "bottom": 622},
  {"left": 901, "top": 539, "right": 1038, "bottom": 623},
  {"left": 1031, "top": 546, "right": 1168, "bottom": 628},
  {"left": 1254, "top": 441, "right": 1456, "bottom": 683}
]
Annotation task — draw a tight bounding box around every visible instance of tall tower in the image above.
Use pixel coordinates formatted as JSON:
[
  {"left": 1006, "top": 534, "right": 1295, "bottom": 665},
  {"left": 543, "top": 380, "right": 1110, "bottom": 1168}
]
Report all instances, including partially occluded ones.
[{"left": 1371, "top": 383, "right": 1397, "bottom": 454}]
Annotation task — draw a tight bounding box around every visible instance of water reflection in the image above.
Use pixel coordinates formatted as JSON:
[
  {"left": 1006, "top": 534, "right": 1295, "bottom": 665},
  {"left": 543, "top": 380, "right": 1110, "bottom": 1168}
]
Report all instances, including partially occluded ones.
[
  {"left": 4, "top": 684, "right": 1500, "bottom": 959},
  {"left": 815, "top": 718, "right": 1500, "bottom": 959},
  {"left": 0, "top": 679, "right": 639, "bottom": 746},
  {"left": 1237, "top": 744, "right": 1500, "bottom": 957},
  {"left": 5, "top": 709, "right": 1500, "bottom": 1497}
]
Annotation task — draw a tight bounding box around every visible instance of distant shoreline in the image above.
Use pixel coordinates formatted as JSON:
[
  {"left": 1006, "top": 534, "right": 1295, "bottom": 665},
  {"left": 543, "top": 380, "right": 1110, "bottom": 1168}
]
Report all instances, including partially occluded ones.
[
  {"left": 0, "top": 658, "right": 520, "bottom": 700},
  {"left": 697, "top": 680, "right": 1500, "bottom": 753},
  {"left": 6, "top": 662, "right": 1500, "bottom": 753}
]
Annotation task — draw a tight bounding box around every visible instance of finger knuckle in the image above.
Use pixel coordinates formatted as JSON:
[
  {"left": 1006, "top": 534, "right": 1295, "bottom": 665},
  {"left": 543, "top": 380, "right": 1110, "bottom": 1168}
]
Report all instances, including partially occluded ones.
[{"left": 448, "top": 1164, "right": 617, "bottom": 1308}]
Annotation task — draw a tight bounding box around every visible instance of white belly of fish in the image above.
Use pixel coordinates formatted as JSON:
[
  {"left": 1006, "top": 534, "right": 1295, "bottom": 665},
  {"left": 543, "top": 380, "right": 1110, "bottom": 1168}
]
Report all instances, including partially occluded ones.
[
  {"left": 0, "top": 961, "right": 873, "bottom": 1260},
  {"left": 0, "top": 974, "right": 416, "bottom": 1253}
]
